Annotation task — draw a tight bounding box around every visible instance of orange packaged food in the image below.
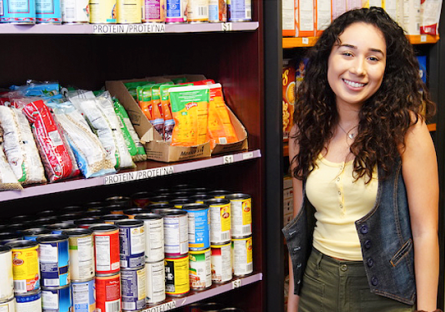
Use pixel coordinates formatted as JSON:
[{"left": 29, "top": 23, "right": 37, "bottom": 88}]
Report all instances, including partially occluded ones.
[
  {"left": 169, "top": 85, "right": 210, "bottom": 147},
  {"left": 207, "top": 84, "right": 238, "bottom": 149}
]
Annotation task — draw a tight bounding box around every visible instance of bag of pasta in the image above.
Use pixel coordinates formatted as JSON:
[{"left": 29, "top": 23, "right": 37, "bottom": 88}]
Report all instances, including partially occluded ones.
[{"left": 169, "top": 85, "right": 210, "bottom": 147}]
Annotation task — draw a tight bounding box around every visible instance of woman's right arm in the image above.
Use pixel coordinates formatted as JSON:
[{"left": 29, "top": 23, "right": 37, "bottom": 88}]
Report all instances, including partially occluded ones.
[{"left": 287, "top": 125, "right": 304, "bottom": 312}]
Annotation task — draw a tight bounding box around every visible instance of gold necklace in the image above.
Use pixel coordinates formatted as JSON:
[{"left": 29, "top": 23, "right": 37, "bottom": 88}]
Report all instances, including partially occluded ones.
[{"left": 338, "top": 123, "right": 357, "bottom": 140}]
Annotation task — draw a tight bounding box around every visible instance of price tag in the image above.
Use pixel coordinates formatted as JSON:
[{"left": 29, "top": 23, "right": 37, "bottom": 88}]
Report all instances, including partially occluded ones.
[
  {"left": 242, "top": 152, "right": 254, "bottom": 160},
  {"left": 232, "top": 279, "right": 242, "bottom": 289},
  {"left": 222, "top": 23, "right": 233, "bottom": 31},
  {"left": 223, "top": 155, "right": 234, "bottom": 164},
  {"left": 302, "top": 37, "right": 309, "bottom": 45},
  {"left": 420, "top": 35, "right": 427, "bottom": 42}
]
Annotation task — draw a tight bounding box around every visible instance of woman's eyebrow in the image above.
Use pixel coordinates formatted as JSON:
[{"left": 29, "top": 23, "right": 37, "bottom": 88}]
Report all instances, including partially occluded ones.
[{"left": 338, "top": 43, "right": 385, "bottom": 55}]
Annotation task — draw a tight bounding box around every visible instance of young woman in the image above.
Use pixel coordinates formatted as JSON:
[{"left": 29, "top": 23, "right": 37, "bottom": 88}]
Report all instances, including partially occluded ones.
[{"left": 283, "top": 7, "right": 440, "bottom": 312}]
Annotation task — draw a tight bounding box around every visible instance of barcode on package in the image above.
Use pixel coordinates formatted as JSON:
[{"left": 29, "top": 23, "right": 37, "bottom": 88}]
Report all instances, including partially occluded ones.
[
  {"left": 221, "top": 232, "right": 230, "bottom": 241},
  {"left": 44, "top": 278, "right": 60, "bottom": 286},
  {"left": 106, "top": 299, "right": 120, "bottom": 312},
  {"left": 14, "top": 280, "right": 26, "bottom": 293},
  {"left": 122, "top": 301, "right": 135, "bottom": 310},
  {"left": 198, "top": 6, "right": 207, "bottom": 16}
]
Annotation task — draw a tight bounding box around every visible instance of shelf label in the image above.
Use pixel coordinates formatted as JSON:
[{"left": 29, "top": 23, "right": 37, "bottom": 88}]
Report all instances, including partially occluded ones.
[
  {"left": 232, "top": 279, "right": 242, "bottom": 289},
  {"left": 302, "top": 38, "right": 309, "bottom": 45},
  {"left": 420, "top": 35, "right": 427, "bottom": 42},
  {"left": 144, "top": 301, "right": 177, "bottom": 311},
  {"left": 242, "top": 152, "right": 254, "bottom": 160},
  {"left": 93, "top": 23, "right": 165, "bottom": 34},
  {"left": 104, "top": 166, "right": 174, "bottom": 185},
  {"left": 222, "top": 23, "right": 233, "bottom": 31},
  {"left": 223, "top": 155, "right": 234, "bottom": 164}
]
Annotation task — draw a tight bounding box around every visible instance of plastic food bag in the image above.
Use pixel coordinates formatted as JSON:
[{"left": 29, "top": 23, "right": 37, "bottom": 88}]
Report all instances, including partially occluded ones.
[
  {"left": 51, "top": 101, "right": 116, "bottom": 178},
  {"left": 0, "top": 106, "right": 46, "bottom": 185},
  {"left": 22, "top": 100, "right": 80, "bottom": 183},
  {"left": 0, "top": 126, "right": 22, "bottom": 191}
]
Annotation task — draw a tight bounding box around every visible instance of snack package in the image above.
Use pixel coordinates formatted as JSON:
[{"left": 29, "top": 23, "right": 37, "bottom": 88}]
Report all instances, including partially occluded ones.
[
  {"left": 151, "top": 82, "right": 174, "bottom": 140},
  {"left": 169, "top": 85, "right": 210, "bottom": 147},
  {"left": 0, "top": 106, "right": 46, "bottom": 185},
  {"left": 124, "top": 81, "right": 154, "bottom": 100},
  {"left": 0, "top": 144, "right": 22, "bottom": 191},
  {"left": 420, "top": 0, "right": 442, "bottom": 35},
  {"left": 51, "top": 101, "right": 116, "bottom": 178},
  {"left": 22, "top": 100, "right": 80, "bottom": 183},
  {"left": 113, "top": 98, "right": 147, "bottom": 162},
  {"left": 207, "top": 84, "right": 238, "bottom": 150},
  {"left": 137, "top": 83, "right": 155, "bottom": 122},
  {"left": 10, "top": 80, "right": 60, "bottom": 97}
]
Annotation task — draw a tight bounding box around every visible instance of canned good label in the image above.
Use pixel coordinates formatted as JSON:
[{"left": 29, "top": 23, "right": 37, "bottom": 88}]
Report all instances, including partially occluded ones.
[
  {"left": 163, "top": 215, "right": 188, "bottom": 256},
  {"left": 232, "top": 236, "right": 253, "bottom": 276},
  {"left": 209, "top": 203, "right": 231, "bottom": 243},
  {"left": 185, "top": 208, "right": 210, "bottom": 250},
  {"left": 143, "top": 218, "right": 164, "bottom": 263},
  {"left": 165, "top": 256, "right": 189, "bottom": 296},
  {"left": 230, "top": 197, "right": 252, "bottom": 236},
  {"left": 89, "top": 0, "right": 117, "bottom": 23},
  {"left": 0, "top": 249, "right": 14, "bottom": 301},
  {"left": 0, "top": 297, "right": 15, "bottom": 312},
  {"left": 121, "top": 268, "right": 146, "bottom": 310},
  {"left": 36, "top": 0, "right": 62, "bottom": 23},
  {"left": 96, "top": 274, "right": 121, "bottom": 312},
  {"left": 227, "top": 0, "right": 251, "bottom": 21},
  {"left": 94, "top": 230, "right": 120, "bottom": 274},
  {"left": 72, "top": 280, "right": 96, "bottom": 312},
  {"left": 142, "top": 0, "right": 165, "bottom": 23},
  {"left": 145, "top": 261, "right": 165, "bottom": 304},
  {"left": 208, "top": 0, "right": 226, "bottom": 22},
  {"left": 165, "top": 0, "right": 186, "bottom": 23},
  {"left": 1, "top": 0, "right": 36, "bottom": 23},
  {"left": 40, "top": 239, "right": 70, "bottom": 287},
  {"left": 15, "top": 292, "right": 42, "bottom": 312},
  {"left": 189, "top": 249, "right": 211, "bottom": 290},
  {"left": 211, "top": 243, "right": 232, "bottom": 283},
  {"left": 187, "top": 0, "right": 209, "bottom": 22},
  {"left": 61, "top": 0, "right": 90, "bottom": 23},
  {"left": 119, "top": 225, "right": 145, "bottom": 269},
  {"left": 11, "top": 246, "right": 40, "bottom": 294},
  {"left": 42, "top": 285, "right": 72, "bottom": 312},
  {"left": 116, "top": 0, "right": 141, "bottom": 23},
  {"left": 68, "top": 235, "right": 95, "bottom": 281}
]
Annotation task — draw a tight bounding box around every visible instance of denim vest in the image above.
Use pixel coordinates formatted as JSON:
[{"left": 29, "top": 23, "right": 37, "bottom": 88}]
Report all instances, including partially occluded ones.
[{"left": 282, "top": 159, "right": 416, "bottom": 305}]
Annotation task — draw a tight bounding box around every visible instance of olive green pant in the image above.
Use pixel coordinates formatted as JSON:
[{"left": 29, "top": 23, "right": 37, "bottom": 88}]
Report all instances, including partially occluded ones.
[{"left": 298, "top": 248, "right": 415, "bottom": 312}]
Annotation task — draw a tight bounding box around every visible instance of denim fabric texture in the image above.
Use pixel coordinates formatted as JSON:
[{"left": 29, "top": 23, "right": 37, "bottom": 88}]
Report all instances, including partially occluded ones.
[{"left": 282, "top": 158, "right": 416, "bottom": 305}]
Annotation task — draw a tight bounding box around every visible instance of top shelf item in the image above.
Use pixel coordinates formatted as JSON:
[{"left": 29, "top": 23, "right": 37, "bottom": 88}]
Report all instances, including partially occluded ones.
[
  {"left": 0, "top": 22, "right": 259, "bottom": 34},
  {"left": 283, "top": 34, "right": 440, "bottom": 48}
]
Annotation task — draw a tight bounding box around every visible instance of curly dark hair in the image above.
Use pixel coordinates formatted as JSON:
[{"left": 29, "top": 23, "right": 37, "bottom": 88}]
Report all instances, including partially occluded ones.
[{"left": 291, "top": 6, "right": 436, "bottom": 182}]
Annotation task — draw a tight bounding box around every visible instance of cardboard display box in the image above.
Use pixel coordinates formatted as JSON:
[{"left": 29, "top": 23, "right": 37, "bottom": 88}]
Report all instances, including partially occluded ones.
[{"left": 106, "top": 76, "right": 248, "bottom": 162}]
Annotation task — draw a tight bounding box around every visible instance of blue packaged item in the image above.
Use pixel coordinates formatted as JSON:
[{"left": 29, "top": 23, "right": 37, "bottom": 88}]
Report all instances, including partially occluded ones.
[{"left": 416, "top": 55, "right": 427, "bottom": 84}]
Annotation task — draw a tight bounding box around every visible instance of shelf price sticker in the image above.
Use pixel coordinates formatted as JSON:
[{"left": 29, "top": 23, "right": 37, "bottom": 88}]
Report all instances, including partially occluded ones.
[
  {"left": 93, "top": 23, "right": 166, "bottom": 34},
  {"left": 242, "top": 152, "right": 254, "bottom": 160},
  {"left": 104, "top": 166, "right": 174, "bottom": 185},
  {"left": 223, "top": 155, "right": 234, "bottom": 164},
  {"left": 222, "top": 23, "right": 233, "bottom": 31},
  {"left": 302, "top": 38, "right": 309, "bottom": 45},
  {"left": 144, "top": 301, "right": 176, "bottom": 311},
  {"left": 232, "top": 279, "right": 242, "bottom": 289},
  {"left": 421, "top": 35, "right": 427, "bottom": 42}
]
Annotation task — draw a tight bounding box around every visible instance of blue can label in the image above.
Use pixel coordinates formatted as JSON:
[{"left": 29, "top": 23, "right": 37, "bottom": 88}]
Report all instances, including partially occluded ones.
[
  {"left": 40, "top": 239, "right": 70, "bottom": 287},
  {"left": 72, "top": 279, "right": 96, "bottom": 312},
  {"left": 165, "top": 0, "right": 185, "bottom": 22},
  {"left": 118, "top": 225, "right": 145, "bottom": 269},
  {"left": 42, "top": 285, "right": 72, "bottom": 312},
  {"left": 36, "top": 0, "right": 61, "bottom": 23},
  {"left": 184, "top": 208, "right": 210, "bottom": 250},
  {"left": 1, "top": 0, "right": 36, "bottom": 23},
  {"left": 121, "top": 268, "right": 146, "bottom": 311},
  {"left": 227, "top": 0, "right": 251, "bottom": 22}
]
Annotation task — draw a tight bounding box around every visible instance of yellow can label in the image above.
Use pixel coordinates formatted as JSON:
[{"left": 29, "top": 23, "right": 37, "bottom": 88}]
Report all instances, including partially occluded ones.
[
  {"left": 11, "top": 245, "right": 40, "bottom": 292},
  {"left": 165, "top": 256, "right": 189, "bottom": 295}
]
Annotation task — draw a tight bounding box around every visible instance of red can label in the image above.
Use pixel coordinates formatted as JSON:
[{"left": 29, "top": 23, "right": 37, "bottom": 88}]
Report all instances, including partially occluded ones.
[
  {"left": 94, "top": 229, "right": 120, "bottom": 275},
  {"left": 96, "top": 274, "right": 121, "bottom": 312}
]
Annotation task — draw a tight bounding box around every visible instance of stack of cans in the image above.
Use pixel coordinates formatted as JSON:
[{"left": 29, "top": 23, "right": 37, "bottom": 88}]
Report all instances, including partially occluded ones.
[
  {"left": 63, "top": 228, "right": 96, "bottom": 312},
  {"left": 0, "top": 246, "right": 15, "bottom": 311}
]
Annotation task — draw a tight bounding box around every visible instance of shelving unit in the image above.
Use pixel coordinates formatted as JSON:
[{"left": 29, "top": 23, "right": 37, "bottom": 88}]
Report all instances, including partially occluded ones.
[{"left": 0, "top": 0, "right": 281, "bottom": 309}]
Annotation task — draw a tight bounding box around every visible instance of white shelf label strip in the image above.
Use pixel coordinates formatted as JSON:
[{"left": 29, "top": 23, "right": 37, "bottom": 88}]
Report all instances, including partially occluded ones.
[
  {"left": 92, "top": 23, "right": 166, "bottom": 34},
  {"left": 143, "top": 301, "right": 176, "bottom": 312},
  {"left": 104, "top": 166, "right": 174, "bottom": 185}
]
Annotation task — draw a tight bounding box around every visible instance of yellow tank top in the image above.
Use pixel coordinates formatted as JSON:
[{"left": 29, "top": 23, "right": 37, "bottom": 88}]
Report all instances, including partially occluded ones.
[{"left": 306, "top": 155, "right": 378, "bottom": 261}]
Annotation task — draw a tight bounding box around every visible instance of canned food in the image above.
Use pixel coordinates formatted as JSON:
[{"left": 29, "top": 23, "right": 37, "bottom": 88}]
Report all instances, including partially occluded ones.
[
  {"left": 187, "top": 0, "right": 209, "bottom": 23},
  {"left": 116, "top": 0, "right": 141, "bottom": 23},
  {"left": 148, "top": 196, "right": 173, "bottom": 205},
  {"left": 0, "top": 0, "right": 36, "bottom": 24},
  {"left": 115, "top": 220, "right": 145, "bottom": 269},
  {"left": 208, "top": 189, "right": 232, "bottom": 198},
  {"left": 121, "top": 267, "right": 146, "bottom": 311},
  {"left": 123, "top": 208, "right": 146, "bottom": 219},
  {"left": 150, "top": 208, "right": 188, "bottom": 257},
  {"left": 145, "top": 260, "right": 165, "bottom": 304},
  {"left": 226, "top": 193, "right": 252, "bottom": 237},
  {"left": 131, "top": 191, "right": 155, "bottom": 208},
  {"left": 231, "top": 235, "right": 253, "bottom": 276},
  {"left": 60, "top": 205, "right": 84, "bottom": 214},
  {"left": 106, "top": 196, "right": 132, "bottom": 208},
  {"left": 209, "top": 0, "right": 227, "bottom": 22},
  {"left": 0, "top": 232, "right": 22, "bottom": 245},
  {"left": 205, "top": 198, "right": 231, "bottom": 244},
  {"left": 227, "top": 0, "right": 251, "bottom": 22},
  {"left": 133, "top": 213, "right": 164, "bottom": 263},
  {"left": 0, "top": 245, "right": 14, "bottom": 301},
  {"left": 102, "top": 214, "right": 129, "bottom": 224},
  {"left": 210, "top": 241, "right": 232, "bottom": 283},
  {"left": 36, "top": 234, "right": 70, "bottom": 287},
  {"left": 189, "top": 248, "right": 211, "bottom": 290},
  {"left": 73, "top": 218, "right": 104, "bottom": 229},
  {"left": 0, "top": 297, "right": 15, "bottom": 312},
  {"left": 90, "top": 224, "right": 120, "bottom": 275},
  {"left": 7, "top": 240, "right": 40, "bottom": 294},
  {"left": 182, "top": 203, "right": 210, "bottom": 250},
  {"left": 15, "top": 290, "right": 42, "bottom": 312},
  {"left": 165, "top": 0, "right": 187, "bottom": 23},
  {"left": 96, "top": 273, "right": 121, "bottom": 312},
  {"left": 190, "top": 194, "right": 214, "bottom": 204},
  {"left": 41, "top": 284, "right": 71, "bottom": 312},
  {"left": 22, "top": 228, "right": 52, "bottom": 241},
  {"left": 89, "top": 0, "right": 117, "bottom": 23},
  {"left": 63, "top": 228, "right": 95, "bottom": 281},
  {"left": 170, "top": 198, "right": 195, "bottom": 209},
  {"left": 164, "top": 255, "right": 189, "bottom": 297},
  {"left": 45, "top": 223, "right": 78, "bottom": 235},
  {"left": 61, "top": 0, "right": 90, "bottom": 23},
  {"left": 71, "top": 279, "right": 96, "bottom": 312},
  {"left": 141, "top": 0, "right": 165, "bottom": 23}
]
